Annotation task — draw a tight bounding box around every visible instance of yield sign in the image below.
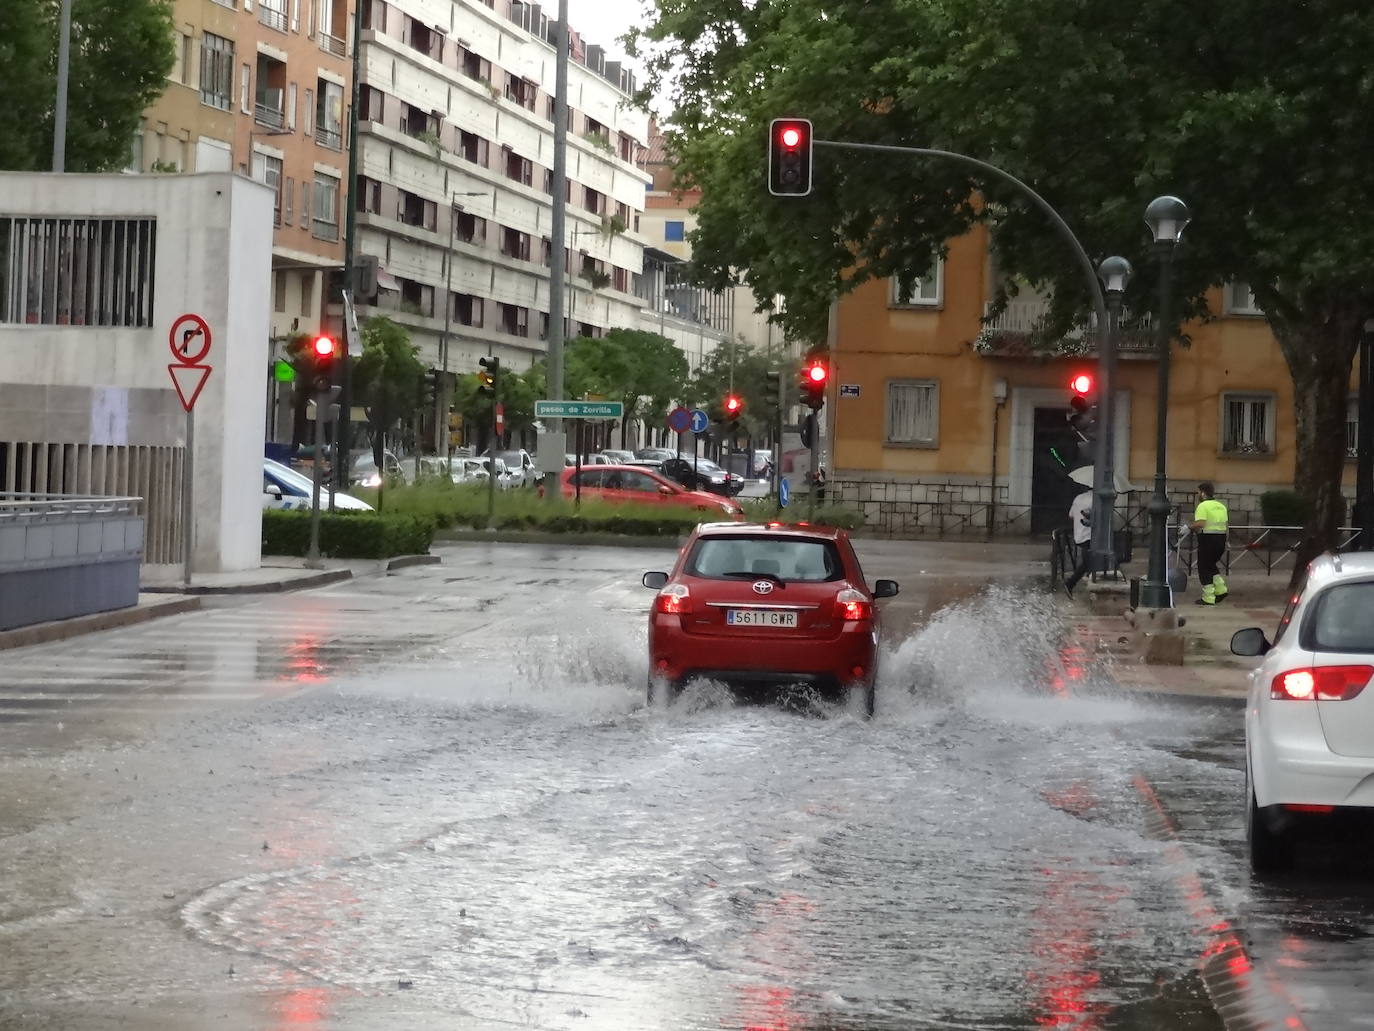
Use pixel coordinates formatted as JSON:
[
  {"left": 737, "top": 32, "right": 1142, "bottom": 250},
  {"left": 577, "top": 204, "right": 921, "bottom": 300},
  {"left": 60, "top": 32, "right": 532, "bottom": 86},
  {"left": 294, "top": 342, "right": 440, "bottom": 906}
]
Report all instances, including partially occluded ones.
[{"left": 168, "top": 364, "right": 212, "bottom": 412}]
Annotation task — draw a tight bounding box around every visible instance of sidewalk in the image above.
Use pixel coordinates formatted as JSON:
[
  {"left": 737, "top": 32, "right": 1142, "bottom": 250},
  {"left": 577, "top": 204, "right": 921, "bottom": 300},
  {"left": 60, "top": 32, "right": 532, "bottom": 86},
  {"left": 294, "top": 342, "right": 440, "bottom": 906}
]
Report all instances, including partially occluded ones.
[
  {"left": 1067, "top": 571, "right": 1291, "bottom": 703},
  {"left": 139, "top": 554, "right": 440, "bottom": 595}
]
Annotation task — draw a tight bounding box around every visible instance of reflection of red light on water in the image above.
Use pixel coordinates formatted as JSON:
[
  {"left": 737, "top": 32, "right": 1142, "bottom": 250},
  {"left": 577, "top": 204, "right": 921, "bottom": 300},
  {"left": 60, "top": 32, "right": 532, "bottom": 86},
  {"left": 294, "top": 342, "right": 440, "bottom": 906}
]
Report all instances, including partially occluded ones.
[
  {"left": 738, "top": 984, "right": 799, "bottom": 1031},
  {"left": 275, "top": 985, "right": 329, "bottom": 1026},
  {"left": 284, "top": 634, "right": 327, "bottom": 683}
]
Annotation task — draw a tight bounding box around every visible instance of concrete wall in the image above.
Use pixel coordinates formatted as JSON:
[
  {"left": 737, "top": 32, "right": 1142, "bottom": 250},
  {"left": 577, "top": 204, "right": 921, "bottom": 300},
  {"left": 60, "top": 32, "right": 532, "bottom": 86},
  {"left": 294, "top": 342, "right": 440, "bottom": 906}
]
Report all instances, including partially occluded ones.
[{"left": 0, "top": 172, "right": 274, "bottom": 571}]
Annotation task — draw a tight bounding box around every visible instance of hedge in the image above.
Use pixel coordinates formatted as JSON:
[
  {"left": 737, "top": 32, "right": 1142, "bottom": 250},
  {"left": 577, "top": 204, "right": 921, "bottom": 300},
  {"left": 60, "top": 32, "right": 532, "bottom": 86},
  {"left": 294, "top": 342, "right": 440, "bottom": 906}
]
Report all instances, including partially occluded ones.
[
  {"left": 262, "top": 509, "right": 436, "bottom": 558},
  {"left": 1259, "top": 489, "right": 1346, "bottom": 528}
]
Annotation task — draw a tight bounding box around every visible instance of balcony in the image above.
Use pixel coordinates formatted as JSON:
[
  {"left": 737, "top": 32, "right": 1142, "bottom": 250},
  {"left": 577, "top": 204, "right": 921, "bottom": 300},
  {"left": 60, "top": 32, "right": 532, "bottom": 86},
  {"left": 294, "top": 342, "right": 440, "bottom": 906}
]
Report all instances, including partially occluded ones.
[
  {"left": 319, "top": 32, "right": 347, "bottom": 58},
  {"left": 254, "top": 97, "right": 286, "bottom": 131},
  {"left": 316, "top": 125, "right": 343, "bottom": 150},
  {"left": 975, "top": 300, "right": 1156, "bottom": 358},
  {"left": 258, "top": 1, "right": 287, "bottom": 31}
]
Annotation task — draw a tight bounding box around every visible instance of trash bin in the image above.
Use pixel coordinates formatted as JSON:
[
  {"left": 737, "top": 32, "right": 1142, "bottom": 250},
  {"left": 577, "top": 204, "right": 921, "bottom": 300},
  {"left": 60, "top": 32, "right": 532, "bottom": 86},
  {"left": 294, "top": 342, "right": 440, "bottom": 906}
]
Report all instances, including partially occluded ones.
[{"left": 1129, "top": 577, "right": 1141, "bottom": 609}]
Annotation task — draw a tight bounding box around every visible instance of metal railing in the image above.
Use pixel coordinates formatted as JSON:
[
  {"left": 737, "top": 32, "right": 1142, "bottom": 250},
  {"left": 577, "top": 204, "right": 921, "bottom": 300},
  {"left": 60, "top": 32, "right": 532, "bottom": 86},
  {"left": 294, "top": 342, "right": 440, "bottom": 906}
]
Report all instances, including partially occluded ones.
[
  {"left": 254, "top": 103, "right": 286, "bottom": 130},
  {"left": 319, "top": 32, "right": 347, "bottom": 57},
  {"left": 258, "top": 4, "right": 288, "bottom": 31},
  {"left": 316, "top": 126, "right": 343, "bottom": 150},
  {"left": 0, "top": 492, "right": 143, "bottom": 521},
  {"left": 1171, "top": 525, "right": 1364, "bottom": 577}
]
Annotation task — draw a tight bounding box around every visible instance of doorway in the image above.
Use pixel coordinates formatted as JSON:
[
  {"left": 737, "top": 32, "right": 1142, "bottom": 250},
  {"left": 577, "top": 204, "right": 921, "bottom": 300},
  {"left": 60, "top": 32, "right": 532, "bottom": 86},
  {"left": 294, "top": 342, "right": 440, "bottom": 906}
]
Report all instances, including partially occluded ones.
[{"left": 1030, "top": 406, "right": 1084, "bottom": 534}]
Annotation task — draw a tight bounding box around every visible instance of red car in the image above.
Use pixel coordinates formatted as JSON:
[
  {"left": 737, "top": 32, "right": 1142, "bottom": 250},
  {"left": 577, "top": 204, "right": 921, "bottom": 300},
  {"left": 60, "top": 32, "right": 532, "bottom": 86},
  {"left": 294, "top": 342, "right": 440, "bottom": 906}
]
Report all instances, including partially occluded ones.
[
  {"left": 641, "top": 522, "right": 899, "bottom": 715},
  {"left": 558, "top": 464, "right": 744, "bottom": 519}
]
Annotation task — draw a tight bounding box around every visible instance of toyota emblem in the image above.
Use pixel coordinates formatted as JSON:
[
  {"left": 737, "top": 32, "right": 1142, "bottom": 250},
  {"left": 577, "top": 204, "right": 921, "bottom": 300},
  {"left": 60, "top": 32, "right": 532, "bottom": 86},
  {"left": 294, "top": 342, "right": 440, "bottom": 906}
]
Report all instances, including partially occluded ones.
[{"left": 752, "top": 580, "right": 775, "bottom": 595}]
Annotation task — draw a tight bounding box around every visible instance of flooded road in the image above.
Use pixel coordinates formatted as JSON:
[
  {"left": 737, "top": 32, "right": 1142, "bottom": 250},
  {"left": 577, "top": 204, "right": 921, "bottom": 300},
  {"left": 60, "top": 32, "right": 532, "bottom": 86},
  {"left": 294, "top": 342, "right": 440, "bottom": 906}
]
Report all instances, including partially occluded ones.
[{"left": 0, "top": 541, "right": 1369, "bottom": 1029}]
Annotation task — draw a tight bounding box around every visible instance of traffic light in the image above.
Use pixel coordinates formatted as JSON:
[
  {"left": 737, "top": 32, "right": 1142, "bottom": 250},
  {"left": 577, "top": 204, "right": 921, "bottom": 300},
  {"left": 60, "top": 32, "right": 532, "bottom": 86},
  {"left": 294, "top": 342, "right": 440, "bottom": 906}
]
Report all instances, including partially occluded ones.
[
  {"left": 768, "top": 118, "right": 813, "bottom": 197},
  {"left": 799, "top": 358, "right": 828, "bottom": 409},
  {"left": 1067, "top": 371, "right": 1098, "bottom": 454},
  {"left": 420, "top": 368, "right": 441, "bottom": 409},
  {"left": 724, "top": 394, "right": 744, "bottom": 432},
  {"left": 310, "top": 334, "right": 337, "bottom": 392},
  {"left": 478, "top": 355, "right": 500, "bottom": 397}
]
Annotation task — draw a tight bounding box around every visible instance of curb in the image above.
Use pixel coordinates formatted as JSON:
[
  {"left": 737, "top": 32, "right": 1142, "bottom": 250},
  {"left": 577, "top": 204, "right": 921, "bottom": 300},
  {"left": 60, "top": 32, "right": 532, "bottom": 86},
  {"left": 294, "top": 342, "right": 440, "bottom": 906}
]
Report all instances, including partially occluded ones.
[
  {"left": 436, "top": 530, "right": 684, "bottom": 549},
  {"left": 0, "top": 596, "right": 202, "bottom": 652},
  {"left": 140, "top": 569, "right": 353, "bottom": 595},
  {"left": 387, "top": 554, "right": 442, "bottom": 570}
]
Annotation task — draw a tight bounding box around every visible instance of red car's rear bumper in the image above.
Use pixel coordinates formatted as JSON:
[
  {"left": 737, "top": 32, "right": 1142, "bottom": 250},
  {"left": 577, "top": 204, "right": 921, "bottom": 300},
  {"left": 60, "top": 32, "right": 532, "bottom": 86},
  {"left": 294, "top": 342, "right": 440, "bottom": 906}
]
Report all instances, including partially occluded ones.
[{"left": 649, "top": 614, "right": 877, "bottom": 687}]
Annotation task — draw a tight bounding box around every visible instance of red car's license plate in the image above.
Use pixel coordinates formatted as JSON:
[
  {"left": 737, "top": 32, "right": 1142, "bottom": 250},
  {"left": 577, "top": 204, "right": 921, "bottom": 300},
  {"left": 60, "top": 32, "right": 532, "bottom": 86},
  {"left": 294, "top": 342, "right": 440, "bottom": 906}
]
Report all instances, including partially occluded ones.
[{"left": 726, "top": 609, "right": 799, "bottom": 628}]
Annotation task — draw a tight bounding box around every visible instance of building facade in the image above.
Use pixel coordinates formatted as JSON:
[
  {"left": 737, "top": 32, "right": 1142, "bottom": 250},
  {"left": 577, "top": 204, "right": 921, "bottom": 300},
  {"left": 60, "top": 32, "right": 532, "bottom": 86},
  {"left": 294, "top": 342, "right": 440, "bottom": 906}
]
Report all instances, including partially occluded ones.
[
  {"left": 827, "top": 222, "right": 1359, "bottom": 536},
  {"left": 350, "top": 0, "right": 652, "bottom": 390},
  {"left": 136, "top": 0, "right": 356, "bottom": 440},
  {"left": 0, "top": 173, "right": 275, "bottom": 572}
]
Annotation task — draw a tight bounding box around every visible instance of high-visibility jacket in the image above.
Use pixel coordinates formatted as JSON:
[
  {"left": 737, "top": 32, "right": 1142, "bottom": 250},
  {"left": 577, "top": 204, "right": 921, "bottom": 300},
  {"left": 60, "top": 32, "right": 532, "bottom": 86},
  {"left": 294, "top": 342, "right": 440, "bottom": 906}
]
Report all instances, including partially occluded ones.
[{"left": 1194, "top": 498, "right": 1229, "bottom": 533}]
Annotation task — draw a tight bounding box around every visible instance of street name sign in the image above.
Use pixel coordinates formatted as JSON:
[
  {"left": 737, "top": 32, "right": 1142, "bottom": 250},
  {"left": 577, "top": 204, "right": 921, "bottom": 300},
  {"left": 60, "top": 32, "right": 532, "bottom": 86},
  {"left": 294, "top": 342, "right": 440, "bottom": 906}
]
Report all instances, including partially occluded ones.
[{"left": 535, "top": 400, "right": 624, "bottom": 419}]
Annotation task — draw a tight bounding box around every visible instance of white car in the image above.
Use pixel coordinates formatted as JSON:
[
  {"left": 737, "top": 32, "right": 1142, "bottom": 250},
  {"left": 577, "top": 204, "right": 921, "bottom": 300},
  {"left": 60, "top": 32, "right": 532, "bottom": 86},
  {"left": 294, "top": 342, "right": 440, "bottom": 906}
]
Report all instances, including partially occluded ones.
[
  {"left": 1232, "top": 551, "right": 1374, "bottom": 874},
  {"left": 472, "top": 456, "right": 518, "bottom": 490},
  {"left": 489, "top": 449, "right": 538, "bottom": 487},
  {"left": 262, "top": 458, "right": 373, "bottom": 512}
]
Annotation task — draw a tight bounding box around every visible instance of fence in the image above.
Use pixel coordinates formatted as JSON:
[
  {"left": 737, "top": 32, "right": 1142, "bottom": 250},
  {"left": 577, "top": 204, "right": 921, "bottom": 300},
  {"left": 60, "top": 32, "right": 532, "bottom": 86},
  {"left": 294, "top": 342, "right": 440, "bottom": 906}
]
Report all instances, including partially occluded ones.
[
  {"left": 1171, "top": 525, "right": 1363, "bottom": 577},
  {"left": 0, "top": 493, "right": 145, "bottom": 630}
]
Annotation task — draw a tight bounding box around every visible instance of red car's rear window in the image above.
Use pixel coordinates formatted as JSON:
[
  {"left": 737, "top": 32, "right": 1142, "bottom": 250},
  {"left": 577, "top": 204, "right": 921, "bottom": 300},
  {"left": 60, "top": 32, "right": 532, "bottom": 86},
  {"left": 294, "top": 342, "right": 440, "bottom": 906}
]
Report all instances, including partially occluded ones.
[{"left": 686, "top": 535, "right": 843, "bottom": 582}]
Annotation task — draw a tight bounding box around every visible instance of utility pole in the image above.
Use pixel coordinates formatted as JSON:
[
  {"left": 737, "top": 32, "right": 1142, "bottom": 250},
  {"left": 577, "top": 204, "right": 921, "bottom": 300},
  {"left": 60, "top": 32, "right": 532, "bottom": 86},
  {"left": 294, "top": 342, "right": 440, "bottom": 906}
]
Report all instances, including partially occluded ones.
[
  {"left": 543, "top": 0, "right": 570, "bottom": 500},
  {"left": 335, "top": 0, "right": 366, "bottom": 494},
  {"left": 52, "top": 0, "right": 73, "bottom": 172}
]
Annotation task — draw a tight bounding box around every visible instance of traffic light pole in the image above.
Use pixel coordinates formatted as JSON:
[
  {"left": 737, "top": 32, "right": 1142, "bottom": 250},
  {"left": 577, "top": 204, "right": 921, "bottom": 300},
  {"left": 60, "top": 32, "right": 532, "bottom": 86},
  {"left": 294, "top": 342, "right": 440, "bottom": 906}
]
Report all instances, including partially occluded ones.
[
  {"left": 307, "top": 386, "right": 327, "bottom": 569},
  {"left": 813, "top": 139, "right": 1117, "bottom": 571}
]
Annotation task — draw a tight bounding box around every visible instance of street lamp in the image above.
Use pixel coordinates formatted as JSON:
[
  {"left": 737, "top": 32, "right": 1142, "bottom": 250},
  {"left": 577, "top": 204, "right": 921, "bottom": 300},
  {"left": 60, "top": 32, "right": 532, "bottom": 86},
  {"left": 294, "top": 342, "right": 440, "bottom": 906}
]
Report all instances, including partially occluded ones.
[
  {"left": 1139, "top": 195, "right": 1191, "bottom": 609},
  {"left": 1096, "top": 255, "right": 1132, "bottom": 574}
]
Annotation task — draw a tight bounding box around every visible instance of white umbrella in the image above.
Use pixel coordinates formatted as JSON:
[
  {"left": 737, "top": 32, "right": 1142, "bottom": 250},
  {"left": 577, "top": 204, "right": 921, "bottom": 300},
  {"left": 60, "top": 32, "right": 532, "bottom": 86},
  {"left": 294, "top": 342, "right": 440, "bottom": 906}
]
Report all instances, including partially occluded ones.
[{"left": 1068, "top": 465, "right": 1141, "bottom": 493}]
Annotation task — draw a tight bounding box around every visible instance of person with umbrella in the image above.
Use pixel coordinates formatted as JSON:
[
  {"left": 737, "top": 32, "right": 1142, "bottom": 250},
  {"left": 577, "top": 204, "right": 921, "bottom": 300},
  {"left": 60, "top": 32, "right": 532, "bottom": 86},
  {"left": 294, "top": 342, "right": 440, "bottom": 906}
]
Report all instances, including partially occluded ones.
[{"left": 1062, "top": 466, "right": 1095, "bottom": 598}]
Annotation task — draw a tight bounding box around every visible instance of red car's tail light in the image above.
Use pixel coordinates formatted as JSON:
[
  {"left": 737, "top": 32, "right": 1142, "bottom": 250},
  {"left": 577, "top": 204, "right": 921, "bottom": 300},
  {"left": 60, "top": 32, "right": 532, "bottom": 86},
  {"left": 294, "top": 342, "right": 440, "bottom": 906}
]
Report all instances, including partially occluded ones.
[
  {"left": 1271, "top": 665, "right": 1373, "bottom": 701},
  {"left": 834, "top": 588, "right": 872, "bottom": 622},
  {"left": 655, "top": 584, "right": 692, "bottom": 615}
]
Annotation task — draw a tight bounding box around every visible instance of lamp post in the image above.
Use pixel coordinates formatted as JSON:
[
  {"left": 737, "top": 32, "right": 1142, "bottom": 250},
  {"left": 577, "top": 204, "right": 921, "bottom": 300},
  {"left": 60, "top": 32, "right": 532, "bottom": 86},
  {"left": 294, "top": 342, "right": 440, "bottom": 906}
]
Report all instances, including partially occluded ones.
[
  {"left": 1357, "top": 317, "right": 1374, "bottom": 549},
  {"left": 1139, "top": 195, "right": 1191, "bottom": 609},
  {"left": 1096, "top": 255, "right": 1132, "bottom": 572}
]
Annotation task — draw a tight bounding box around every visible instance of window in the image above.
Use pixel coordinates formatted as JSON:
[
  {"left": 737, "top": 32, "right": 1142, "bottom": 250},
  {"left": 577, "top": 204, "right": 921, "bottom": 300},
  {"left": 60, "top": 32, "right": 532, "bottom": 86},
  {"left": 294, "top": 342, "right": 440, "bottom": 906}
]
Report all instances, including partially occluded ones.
[
  {"left": 497, "top": 302, "right": 528, "bottom": 337},
  {"left": 313, "top": 174, "right": 340, "bottom": 240},
  {"left": 273, "top": 272, "right": 287, "bottom": 312},
  {"left": 1225, "top": 281, "right": 1263, "bottom": 316},
  {"left": 886, "top": 379, "right": 939, "bottom": 447},
  {"left": 686, "top": 536, "right": 843, "bottom": 582},
  {"left": 458, "top": 129, "right": 488, "bottom": 165},
  {"left": 283, "top": 176, "right": 294, "bottom": 225},
  {"left": 399, "top": 278, "right": 433, "bottom": 317},
  {"left": 258, "top": 0, "right": 287, "bottom": 31},
  {"left": 504, "top": 74, "right": 535, "bottom": 110},
  {"left": 398, "top": 190, "right": 436, "bottom": 231},
  {"left": 664, "top": 220, "right": 685, "bottom": 242},
  {"left": 251, "top": 152, "right": 283, "bottom": 225},
  {"left": 170, "top": 31, "right": 191, "bottom": 83},
  {"left": 316, "top": 79, "right": 344, "bottom": 149},
  {"left": 1348, "top": 397, "right": 1360, "bottom": 460},
  {"left": 1307, "top": 583, "right": 1374, "bottom": 652},
  {"left": 1220, "top": 392, "right": 1275, "bottom": 456},
  {"left": 460, "top": 48, "right": 489, "bottom": 82},
  {"left": 455, "top": 211, "right": 485, "bottom": 245},
  {"left": 452, "top": 293, "right": 482, "bottom": 327},
  {"left": 358, "top": 85, "right": 384, "bottom": 123},
  {"left": 198, "top": 33, "right": 234, "bottom": 110},
  {"left": 300, "top": 181, "right": 311, "bottom": 230},
  {"left": 500, "top": 226, "right": 530, "bottom": 261},
  {"left": 584, "top": 187, "right": 604, "bottom": 216},
  {"left": 890, "top": 259, "right": 943, "bottom": 307},
  {"left": 356, "top": 175, "right": 382, "bottom": 214},
  {"left": 240, "top": 62, "right": 252, "bottom": 114},
  {"left": 287, "top": 83, "right": 297, "bottom": 130},
  {"left": 503, "top": 147, "right": 532, "bottom": 186},
  {"left": 0, "top": 216, "right": 158, "bottom": 328}
]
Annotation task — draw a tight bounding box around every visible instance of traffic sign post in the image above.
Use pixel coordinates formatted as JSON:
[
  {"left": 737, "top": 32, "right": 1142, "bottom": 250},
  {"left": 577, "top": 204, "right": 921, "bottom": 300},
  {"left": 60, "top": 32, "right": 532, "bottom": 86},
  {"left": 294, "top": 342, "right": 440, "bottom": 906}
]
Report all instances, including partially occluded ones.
[
  {"left": 779, "top": 477, "right": 791, "bottom": 508},
  {"left": 667, "top": 406, "right": 691, "bottom": 460},
  {"left": 689, "top": 407, "right": 709, "bottom": 483},
  {"left": 167, "top": 313, "right": 213, "bottom": 586}
]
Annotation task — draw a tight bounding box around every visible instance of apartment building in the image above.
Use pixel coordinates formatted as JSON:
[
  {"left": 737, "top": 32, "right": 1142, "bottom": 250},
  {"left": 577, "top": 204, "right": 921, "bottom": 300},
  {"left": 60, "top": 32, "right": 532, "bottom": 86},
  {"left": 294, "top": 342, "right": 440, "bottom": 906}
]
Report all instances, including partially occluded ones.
[
  {"left": 825, "top": 222, "right": 1360, "bottom": 537},
  {"left": 350, "top": 0, "right": 652, "bottom": 381},
  {"left": 135, "top": 0, "right": 355, "bottom": 373}
]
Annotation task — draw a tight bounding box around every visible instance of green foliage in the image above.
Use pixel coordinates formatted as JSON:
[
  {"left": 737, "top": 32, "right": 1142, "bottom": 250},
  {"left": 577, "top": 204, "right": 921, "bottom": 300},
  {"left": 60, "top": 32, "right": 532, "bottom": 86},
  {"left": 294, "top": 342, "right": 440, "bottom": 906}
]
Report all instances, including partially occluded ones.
[
  {"left": 738, "top": 499, "right": 865, "bottom": 530},
  {"left": 261, "top": 509, "right": 436, "bottom": 558},
  {"left": 353, "top": 316, "right": 424, "bottom": 462},
  {"left": 359, "top": 480, "right": 723, "bottom": 535},
  {"left": 582, "top": 131, "right": 614, "bottom": 154},
  {"left": 0, "top": 0, "right": 174, "bottom": 172},
  {"left": 685, "top": 340, "right": 789, "bottom": 438},
  {"left": 563, "top": 328, "right": 691, "bottom": 436},
  {"left": 1258, "top": 490, "right": 1345, "bottom": 528},
  {"left": 632, "top": 0, "right": 1374, "bottom": 562}
]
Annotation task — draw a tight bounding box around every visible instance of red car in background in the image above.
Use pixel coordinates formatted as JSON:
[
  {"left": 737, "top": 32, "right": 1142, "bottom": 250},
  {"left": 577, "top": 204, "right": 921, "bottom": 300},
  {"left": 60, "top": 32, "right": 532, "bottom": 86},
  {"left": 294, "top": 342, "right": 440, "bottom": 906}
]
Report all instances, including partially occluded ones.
[
  {"left": 557, "top": 464, "right": 744, "bottom": 519},
  {"left": 641, "top": 522, "right": 899, "bottom": 715}
]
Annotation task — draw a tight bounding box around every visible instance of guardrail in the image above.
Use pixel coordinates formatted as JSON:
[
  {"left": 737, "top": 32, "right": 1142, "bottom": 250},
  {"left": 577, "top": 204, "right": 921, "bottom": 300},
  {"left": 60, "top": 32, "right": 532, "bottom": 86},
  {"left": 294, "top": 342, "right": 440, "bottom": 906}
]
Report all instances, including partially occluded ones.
[
  {"left": 1170, "top": 524, "right": 1363, "bottom": 577},
  {"left": 0, "top": 492, "right": 142, "bottom": 520}
]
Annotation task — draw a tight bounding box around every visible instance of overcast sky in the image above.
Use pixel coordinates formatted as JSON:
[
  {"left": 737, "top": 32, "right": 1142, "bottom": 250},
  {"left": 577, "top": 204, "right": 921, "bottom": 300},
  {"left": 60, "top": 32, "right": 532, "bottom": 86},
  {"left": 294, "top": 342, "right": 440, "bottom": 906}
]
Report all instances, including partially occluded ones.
[{"left": 565, "top": 0, "right": 643, "bottom": 58}]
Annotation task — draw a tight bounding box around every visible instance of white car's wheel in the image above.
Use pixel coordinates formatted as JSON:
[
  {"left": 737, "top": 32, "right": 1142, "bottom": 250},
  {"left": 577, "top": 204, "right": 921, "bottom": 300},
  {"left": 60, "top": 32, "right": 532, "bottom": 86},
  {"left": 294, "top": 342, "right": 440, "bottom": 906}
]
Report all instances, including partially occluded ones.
[{"left": 1246, "top": 762, "right": 1293, "bottom": 876}]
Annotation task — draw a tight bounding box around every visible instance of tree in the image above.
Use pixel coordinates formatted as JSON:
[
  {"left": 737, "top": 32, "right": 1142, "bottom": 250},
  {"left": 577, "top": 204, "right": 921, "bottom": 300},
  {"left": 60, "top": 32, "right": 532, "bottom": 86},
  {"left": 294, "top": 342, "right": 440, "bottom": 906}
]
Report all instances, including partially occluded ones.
[
  {"left": 352, "top": 317, "right": 423, "bottom": 469},
  {"left": 632, "top": 0, "right": 1374, "bottom": 575},
  {"left": 0, "top": 0, "right": 174, "bottom": 172},
  {"left": 564, "top": 329, "right": 690, "bottom": 449},
  {"left": 686, "top": 340, "right": 789, "bottom": 452}
]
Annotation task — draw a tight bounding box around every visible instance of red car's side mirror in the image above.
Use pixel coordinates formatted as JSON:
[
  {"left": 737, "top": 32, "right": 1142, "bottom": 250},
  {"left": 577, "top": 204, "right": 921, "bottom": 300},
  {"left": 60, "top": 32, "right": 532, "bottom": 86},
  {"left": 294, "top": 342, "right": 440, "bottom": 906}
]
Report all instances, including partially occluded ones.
[{"left": 658, "top": 484, "right": 675, "bottom": 495}]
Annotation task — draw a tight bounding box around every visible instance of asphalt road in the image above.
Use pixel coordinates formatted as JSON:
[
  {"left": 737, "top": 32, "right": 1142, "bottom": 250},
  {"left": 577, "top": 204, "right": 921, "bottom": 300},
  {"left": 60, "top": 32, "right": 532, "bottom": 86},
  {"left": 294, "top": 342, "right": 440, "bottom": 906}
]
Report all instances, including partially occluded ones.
[{"left": 0, "top": 540, "right": 1371, "bottom": 1030}]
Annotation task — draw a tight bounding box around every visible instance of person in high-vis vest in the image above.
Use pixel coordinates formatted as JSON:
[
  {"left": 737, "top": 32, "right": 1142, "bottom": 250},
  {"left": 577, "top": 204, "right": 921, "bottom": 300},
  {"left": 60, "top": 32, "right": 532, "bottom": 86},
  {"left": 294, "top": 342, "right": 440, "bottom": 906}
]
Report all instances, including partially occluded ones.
[{"left": 1189, "top": 482, "right": 1230, "bottom": 605}]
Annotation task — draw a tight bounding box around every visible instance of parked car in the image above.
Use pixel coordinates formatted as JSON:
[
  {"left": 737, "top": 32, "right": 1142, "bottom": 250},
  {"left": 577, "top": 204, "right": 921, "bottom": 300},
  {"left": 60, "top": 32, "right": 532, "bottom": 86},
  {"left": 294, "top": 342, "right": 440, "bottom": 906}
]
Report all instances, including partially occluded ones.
[
  {"left": 1232, "top": 551, "right": 1374, "bottom": 874},
  {"left": 600, "top": 449, "right": 635, "bottom": 464},
  {"left": 488, "top": 448, "right": 538, "bottom": 487},
  {"left": 565, "top": 453, "right": 612, "bottom": 467},
  {"left": 660, "top": 456, "right": 745, "bottom": 496},
  {"left": 555, "top": 464, "right": 744, "bottom": 519},
  {"left": 349, "top": 450, "right": 403, "bottom": 488},
  {"left": 634, "top": 447, "right": 677, "bottom": 462},
  {"left": 263, "top": 458, "right": 372, "bottom": 512},
  {"left": 640, "top": 522, "right": 898, "bottom": 714},
  {"left": 473, "top": 456, "right": 519, "bottom": 489}
]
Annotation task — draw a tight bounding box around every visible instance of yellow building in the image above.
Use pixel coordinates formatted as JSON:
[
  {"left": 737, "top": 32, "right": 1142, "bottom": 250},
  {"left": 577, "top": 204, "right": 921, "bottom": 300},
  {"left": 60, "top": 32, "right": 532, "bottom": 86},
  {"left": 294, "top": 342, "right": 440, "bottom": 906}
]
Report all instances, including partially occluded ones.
[{"left": 827, "top": 223, "right": 1358, "bottom": 536}]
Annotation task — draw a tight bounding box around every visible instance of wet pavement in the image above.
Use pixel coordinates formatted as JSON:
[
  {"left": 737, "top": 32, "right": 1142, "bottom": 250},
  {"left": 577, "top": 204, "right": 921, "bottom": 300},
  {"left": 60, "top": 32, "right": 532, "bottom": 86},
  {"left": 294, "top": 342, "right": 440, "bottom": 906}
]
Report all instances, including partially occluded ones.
[{"left": 0, "top": 540, "right": 1371, "bottom": 1030}]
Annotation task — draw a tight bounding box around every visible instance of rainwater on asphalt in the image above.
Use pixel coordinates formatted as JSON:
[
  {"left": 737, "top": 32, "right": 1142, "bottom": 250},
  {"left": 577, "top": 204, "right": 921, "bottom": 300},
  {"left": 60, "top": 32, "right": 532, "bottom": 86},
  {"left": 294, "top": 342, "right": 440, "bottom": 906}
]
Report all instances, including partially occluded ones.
[{"left": 0, "top": 542, "right": 1357, "bottom": 1029}]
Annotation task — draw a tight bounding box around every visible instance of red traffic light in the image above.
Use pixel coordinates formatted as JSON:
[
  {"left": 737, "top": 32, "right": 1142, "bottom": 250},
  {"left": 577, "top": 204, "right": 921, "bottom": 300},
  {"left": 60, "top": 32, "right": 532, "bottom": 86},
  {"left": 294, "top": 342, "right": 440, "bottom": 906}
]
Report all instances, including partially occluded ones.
[
  {"left": 313, "top": 335, "right": 336, "bottom": 358},
  {"left": 724, "top": 395, "right": 743, "bottom": 415},
  {"left": 1069, "top": 373, "right": 1093, "bottom": 395},
  {"left": 807, "top": 362, "right": 828, "bottom": 383},
  {"left": 768, "top": 118, "right": 813, "bottom": 197},
  {"left": 781, "top": 126, "right": 801, "bottom": 148}
]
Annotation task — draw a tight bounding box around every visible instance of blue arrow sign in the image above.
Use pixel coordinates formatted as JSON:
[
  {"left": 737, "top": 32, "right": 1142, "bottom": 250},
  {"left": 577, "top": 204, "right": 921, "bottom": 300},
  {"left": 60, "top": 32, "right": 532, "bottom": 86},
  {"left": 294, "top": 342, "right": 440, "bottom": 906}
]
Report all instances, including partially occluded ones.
[
  {"left": 690, "top": 408, "right": 709, "bottom": 434},
  {"left": 779, "top": 477, "right": 790, "bottom": 507}
]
